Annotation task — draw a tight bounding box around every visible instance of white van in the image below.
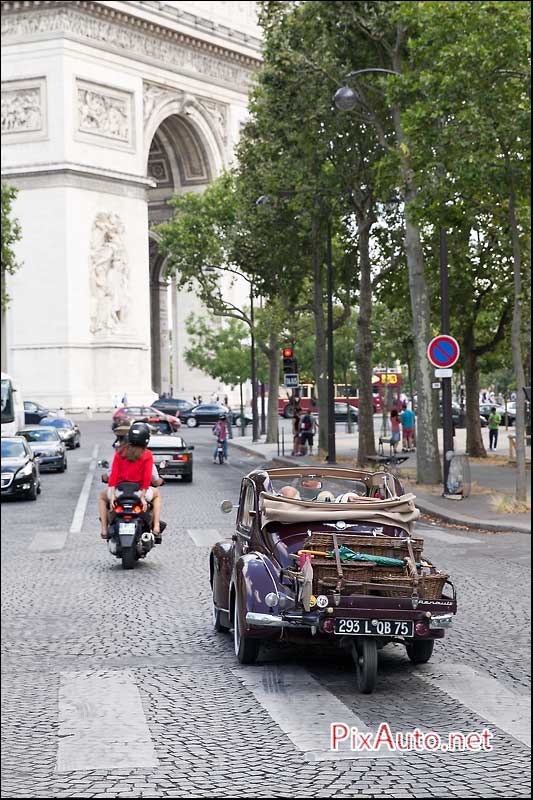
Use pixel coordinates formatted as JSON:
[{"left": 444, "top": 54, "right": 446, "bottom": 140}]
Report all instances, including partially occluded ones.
[{"left": 1, "top": 372, "right": 25, "bottom": 436}]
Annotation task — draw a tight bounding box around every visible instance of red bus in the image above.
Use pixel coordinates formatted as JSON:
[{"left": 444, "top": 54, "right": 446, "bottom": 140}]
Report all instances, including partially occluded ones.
[{"left": 277, "top": 371, "right": 403, "bottom": 417}]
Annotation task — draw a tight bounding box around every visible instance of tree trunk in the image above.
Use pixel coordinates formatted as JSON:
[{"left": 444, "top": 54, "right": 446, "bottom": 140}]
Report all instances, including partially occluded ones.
[
  {"left": 312, "top": 217, "right": 328, "bottom": 458},
  {"left": 463, "top": 335, "right": 486, "bottom": 457},
  {"left": 354, "top": 222, "right": 376, "bottom": 464},
  {"left": 507, "top": 157, "right": 527, "bottom": 501},
  {"left": 392, "top": 104, "right": 441, "bottom": 485},
  {"left": 266, "top": 334, "right": 280, "bottom": 444}
]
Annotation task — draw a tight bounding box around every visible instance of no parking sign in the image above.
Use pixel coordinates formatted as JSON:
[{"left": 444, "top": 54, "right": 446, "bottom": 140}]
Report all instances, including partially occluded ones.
[{"left": 427, "top": 335, "right": 460, "bottom": 369}]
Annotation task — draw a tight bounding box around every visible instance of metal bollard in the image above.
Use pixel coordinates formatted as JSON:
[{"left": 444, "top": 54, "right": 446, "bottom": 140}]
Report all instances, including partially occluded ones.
[{"left": 281, "top": 428, "right": 285, "bottom": 456}]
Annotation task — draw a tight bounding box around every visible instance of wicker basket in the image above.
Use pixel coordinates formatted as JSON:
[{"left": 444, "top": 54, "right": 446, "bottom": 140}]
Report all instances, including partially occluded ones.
[
  {"left": 372, "top": 573, "right": 449, "bottom": 600},
  {"left": 306, "top": 533, "right": 424, "bottom": 562},
  {"left": 311, "top": 558, "right": 376, "bottom": 595}
]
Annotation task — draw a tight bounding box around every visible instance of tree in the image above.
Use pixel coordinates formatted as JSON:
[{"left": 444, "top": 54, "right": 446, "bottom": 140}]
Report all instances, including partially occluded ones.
[{"left": 1, "top": 182, "right": 22, "bottom": 311}]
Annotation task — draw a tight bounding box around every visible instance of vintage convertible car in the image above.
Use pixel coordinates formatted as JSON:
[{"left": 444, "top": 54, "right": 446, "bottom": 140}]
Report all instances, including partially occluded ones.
[{"left": 211, "top": 466, "right": 457, "bottom": 693}]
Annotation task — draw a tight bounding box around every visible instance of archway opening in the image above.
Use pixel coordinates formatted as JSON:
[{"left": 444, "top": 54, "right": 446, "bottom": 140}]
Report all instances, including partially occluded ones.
[{"left": 146, "top": 114, "right": 212, "bottom": 395}]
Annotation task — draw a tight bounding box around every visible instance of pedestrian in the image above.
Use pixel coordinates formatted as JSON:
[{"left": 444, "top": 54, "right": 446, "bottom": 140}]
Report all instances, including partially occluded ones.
[
  {"left": 198, "top": 395, "right": 202, "bottom": 404},
  {"left": 121, "top": 392, "right": 128, "bottom": 406},
  {"left": 224, "top": 395, "right": 229, "bottom": 407},
  {"left": 291, "top": 406, "right": 302, "bottom": 456},
  {"left": 390, "top": 408, "right": 401, "bottom": 453},
  {"left": 224, "top": 401, "right": 233, "bottom": 439},
  {"left": 299, "top": 410, "right": 317, "bottom": 455},
  {"left": 488, "top": 406, "right": 501, "bottom": 451},
  {"left": 193, "top": 396, "right": 197, "bottom": 405},
  {"left": 400, "top": 405, "right": 416, "bottom": 452}
]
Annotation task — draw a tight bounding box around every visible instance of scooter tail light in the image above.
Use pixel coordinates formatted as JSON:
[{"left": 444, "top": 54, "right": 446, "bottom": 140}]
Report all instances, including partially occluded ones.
[
  {"left": 132, "top": 505, "right": 142, "bottom": 513},
  {"left": 114, "top": 505, "right": 124, "bottom": 513}
]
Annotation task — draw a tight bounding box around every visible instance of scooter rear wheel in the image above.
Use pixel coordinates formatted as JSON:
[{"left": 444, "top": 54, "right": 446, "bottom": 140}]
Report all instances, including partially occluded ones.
[{"left": 121, "top": 547, "right": 136, "bottom": 570}]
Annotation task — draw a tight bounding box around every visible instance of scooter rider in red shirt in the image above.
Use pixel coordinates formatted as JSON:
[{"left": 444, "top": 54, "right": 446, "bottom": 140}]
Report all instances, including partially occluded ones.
[{"left": 98, "top": 422, "right": 162, "bottom": 541}]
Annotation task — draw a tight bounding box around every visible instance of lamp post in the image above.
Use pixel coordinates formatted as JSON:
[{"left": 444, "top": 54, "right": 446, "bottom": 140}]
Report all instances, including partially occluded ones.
[
  {"left": 205, "top": 265, "right": 259, "bottom": 442},
  {"left": 335, "top": 67, "right": 453, "bottom": 488},
  {"left": 256, "top": 190, "right": 336, "bottom": 463}
]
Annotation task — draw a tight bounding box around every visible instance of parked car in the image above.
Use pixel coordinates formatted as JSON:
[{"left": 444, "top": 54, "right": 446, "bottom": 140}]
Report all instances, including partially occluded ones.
[
  {"left": 180, "top": 403, "right": 249, "bottom": 428},
  {"left": 438, "top": 403, "right": 487, "bottom": 428},
  {"left": 332, "top": 402, "right": 358, "bottom": 423},
  {"left": 479, "top": 403, "right": 515, "bottom": 426},
  {"left": 112, "top": 405, "right": 180, "bottom": 432},
  {"left": 132, "top": 417, "right": 176, "bottom": 436},
  {"left": 16, "top": 426, "right": 67, "bottom": 472},
  {"left": 1, "top": 436, "right": 41, "bottom": 500},
  {"left": 40, "top": 417, "right": 81, "bottom": 448},
  {"left": 147, "top": 434, "right": 194, "bottom": 483},
  {"left": 23, "top": 400, "right": 50, "bottom": 425},
  {"left": 151, "top": 397, "right": 196, "bottom": 417}
]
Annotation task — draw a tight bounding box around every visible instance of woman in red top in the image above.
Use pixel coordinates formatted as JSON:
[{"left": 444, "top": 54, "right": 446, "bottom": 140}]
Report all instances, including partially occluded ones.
[{"left": 98, "top": 422, "right": 162, "bottom": 540}]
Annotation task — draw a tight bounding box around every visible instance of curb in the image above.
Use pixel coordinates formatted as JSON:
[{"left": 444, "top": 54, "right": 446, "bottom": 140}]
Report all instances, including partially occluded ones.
[{"left": 229, "top": 440, "right": 529, "bottom": 534}]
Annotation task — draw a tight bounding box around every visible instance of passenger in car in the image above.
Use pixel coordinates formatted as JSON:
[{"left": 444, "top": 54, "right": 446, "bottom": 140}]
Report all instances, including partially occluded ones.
[{"left": 280, "top": 485, "right": 301, "bottom": 499}]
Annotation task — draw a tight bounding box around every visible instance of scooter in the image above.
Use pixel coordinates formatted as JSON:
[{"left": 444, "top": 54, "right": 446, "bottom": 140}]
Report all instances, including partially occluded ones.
[
  {"left": 215, "top": 439, "right": 226, "bottom": 465},
  {"left": 98, "top": 459, "right": 167, "bottom": 570}
]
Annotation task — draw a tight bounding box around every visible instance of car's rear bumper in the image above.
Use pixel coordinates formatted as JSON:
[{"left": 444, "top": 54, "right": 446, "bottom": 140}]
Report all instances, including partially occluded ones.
[{"left": 36, "top": 456, "right": 63, "bottom": 469}]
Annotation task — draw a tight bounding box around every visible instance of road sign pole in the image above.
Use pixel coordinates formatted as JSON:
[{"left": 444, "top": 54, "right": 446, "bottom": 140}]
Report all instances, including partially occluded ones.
[{"left": 440, "top": 228, "right": 454, "bottom": 495}]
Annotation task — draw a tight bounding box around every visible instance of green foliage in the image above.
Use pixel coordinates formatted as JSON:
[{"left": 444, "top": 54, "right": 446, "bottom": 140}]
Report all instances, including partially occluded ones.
[
  {"left": 184, "top": 315, "right": 251, "bottom": 386},
  {"left": 1, "top": 182, "right": 22, "bottom": 311}
]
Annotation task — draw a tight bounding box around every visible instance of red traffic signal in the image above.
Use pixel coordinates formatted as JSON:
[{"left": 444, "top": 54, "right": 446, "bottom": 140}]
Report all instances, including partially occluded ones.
[
  {"left": 282, "top": 348, "right": 293, "bottom": 359},
  {"left": 282, "top": 347, "right": 297, "bottom": 375}
]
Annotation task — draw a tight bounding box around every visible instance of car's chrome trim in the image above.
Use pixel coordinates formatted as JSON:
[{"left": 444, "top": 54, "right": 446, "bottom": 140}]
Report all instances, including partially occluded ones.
[
  {"left": 429, "top": 613, "right": 453, "bottom": 629},
  {"left": 246, "top": 611, "right": 319, "bottom": 629}
]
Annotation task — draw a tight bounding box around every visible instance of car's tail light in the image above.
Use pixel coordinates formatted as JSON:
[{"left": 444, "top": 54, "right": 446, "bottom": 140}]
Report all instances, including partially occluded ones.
[
  {"left": 114, "top": 505, "right": 124, "bottom": 513},
  {"left": 173, "top": 454, "right": 189, "bottom": 461},
  {"left": 415, "top": 621, "right": 429, "bottom": 636},
  {"left": 132, "top": 504, "right": 142, "bottom": 513}
]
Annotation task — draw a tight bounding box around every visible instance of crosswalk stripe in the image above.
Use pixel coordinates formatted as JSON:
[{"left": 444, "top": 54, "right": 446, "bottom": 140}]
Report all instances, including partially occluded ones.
[
  {"left": 415, "top": 527, "right": 483, "bottom": 545},
  {"left": 56, "top": 670, "right": 159, "bottom": 772},
  {"left": 232, "top": 665, "right": 401, "bottom": 761},
  {"left": 187, "top": 528, "right": 225, "bottom": 547},
  {"left": 418, "top": 663, "right": 531, "bottom": 747},
  {"left": 29, "top": 530, "right": 69, "bottom": 552}
]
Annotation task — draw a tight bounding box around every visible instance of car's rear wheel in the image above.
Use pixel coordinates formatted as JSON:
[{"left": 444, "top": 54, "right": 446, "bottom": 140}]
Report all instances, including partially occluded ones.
[
  {"left": 182, "top": 473, "right": 193, "bottom": 483},
  {"left": 186, "top": 417, "right": 198, "bottom": 428},
  {"left": 233, "top": 593, "right": 259, "bottom": 664},
  {"left": 352, "top": 638, "right": 378, "bottom": 694},
  {"left": 406, "top": 639, "right": 434, "bottom": 664},
  {"left": 283, "top": 406, "right": 294, "bottom": 418}
]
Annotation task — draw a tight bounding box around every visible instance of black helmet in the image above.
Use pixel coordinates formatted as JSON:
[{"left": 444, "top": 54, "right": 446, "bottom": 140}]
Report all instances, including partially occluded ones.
[
  {"left": 128, "top": 422, "right": 150, "bottom": 447},
  {"left": 219, "top": 412, "right": 227, "bottom": 420}
]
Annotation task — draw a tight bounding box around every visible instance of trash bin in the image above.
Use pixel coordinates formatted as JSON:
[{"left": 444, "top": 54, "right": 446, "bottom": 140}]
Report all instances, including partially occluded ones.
[{"left": 445, "top": 451, "right": 471, "bottom": 498}]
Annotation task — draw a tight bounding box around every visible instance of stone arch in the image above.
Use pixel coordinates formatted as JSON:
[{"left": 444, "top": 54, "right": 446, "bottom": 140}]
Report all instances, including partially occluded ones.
[{"left": 146, "top": 104, "right": 223, "bottom": 395}]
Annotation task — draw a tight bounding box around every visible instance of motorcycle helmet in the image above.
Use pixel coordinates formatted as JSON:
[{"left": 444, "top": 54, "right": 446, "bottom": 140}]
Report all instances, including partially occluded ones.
[
  {"left": 218, "top": 412, "right": 227, "bottom": 420},
  {"left": 128, "top": 422, "right": 151, "bottom": 447}
]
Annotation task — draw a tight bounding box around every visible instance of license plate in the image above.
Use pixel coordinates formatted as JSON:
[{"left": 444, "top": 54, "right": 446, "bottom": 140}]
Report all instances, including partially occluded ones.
[
  {"left": 334, "top": 618, "right": 414, "bottom": 637},
  {"left": 118, "top": 522, "right": 133, "bottom": 534}
]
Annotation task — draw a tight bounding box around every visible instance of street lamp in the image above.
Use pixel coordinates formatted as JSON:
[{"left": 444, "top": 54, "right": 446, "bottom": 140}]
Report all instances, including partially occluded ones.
[
  {"left": 256, "top": 190, "right": 336, "bottom": 463},
  {"left": 204, "top": 265, "right": 259, "bottom": 442},
  {"left": 334, "top": 68, "right": 454, "bottom": 492}
]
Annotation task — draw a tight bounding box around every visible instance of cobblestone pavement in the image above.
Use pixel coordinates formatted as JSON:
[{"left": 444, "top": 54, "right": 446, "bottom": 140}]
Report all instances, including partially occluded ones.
[{"left": 1, "top": 422, "right": 531, "bottom": 798}]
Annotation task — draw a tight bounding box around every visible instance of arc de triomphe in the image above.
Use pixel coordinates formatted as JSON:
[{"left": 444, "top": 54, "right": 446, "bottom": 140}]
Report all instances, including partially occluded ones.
[{"left": 1, "top": 0, "right": 260, "bottom": 408}]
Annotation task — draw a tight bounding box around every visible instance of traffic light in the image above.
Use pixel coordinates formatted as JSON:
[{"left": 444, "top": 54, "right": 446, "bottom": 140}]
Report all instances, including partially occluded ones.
[{"left": 282, "top": 347, "right": 297, "bottom": 374}]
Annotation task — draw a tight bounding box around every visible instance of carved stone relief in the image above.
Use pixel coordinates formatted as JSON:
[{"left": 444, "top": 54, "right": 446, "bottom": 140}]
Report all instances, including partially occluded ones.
[
  {"left": 143, "top": 83, "right": 185, "bottom": 125},
  {"left": 1, "top": 78, "right": 45, "bottom": 139},
  {"left": 89, "top": 213, "right": 129, "bottom": 336},
  {"left": 1, "top": 7, "right": 257, "bottom": 90},
  {"left": 197, "top": 98, "right": 228, "bottom": 144},
  {"left": 77, "top": 80, "right": 132, "bottom": 146}
]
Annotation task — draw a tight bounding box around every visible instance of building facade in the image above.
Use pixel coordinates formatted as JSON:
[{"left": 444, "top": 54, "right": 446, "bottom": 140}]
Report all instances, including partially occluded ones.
[{"left": 1, "top": 0, "right": 261, "bottom": 408}]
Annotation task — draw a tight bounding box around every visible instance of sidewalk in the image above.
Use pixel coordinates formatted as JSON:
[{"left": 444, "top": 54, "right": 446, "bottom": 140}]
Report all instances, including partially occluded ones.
[{"left": 229, "top": 427, "right": 531, "bottom": 534}]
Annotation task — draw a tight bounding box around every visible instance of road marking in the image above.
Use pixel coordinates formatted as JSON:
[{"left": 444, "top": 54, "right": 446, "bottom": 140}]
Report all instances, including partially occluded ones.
[
  {"left": 187, "top": 528, "right": 225, "bottom": 547},
  {"left": 70, "top": 444, "right": 99, "bottom": 533},
  {"left": 418, "top": 663, "right": 531, "bottom": 747},
  {"left": 29, "top": 530, "right": 69, "bottom": 552},
  {"left": 232, "top": 665, "right": 400, "bottom": 761},
  {"left": 415, "top": 527, "right": 482, "bottom": 545},
  {"left": 56, "top": 670, "right": 159, "bottom": 772}
]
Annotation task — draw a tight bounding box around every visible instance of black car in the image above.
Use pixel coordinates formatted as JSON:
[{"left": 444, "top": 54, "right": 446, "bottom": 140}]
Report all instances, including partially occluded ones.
[
  {"left": 181, "top": 403, "right": 238, "bottom": 428},
  {"left": 440, "top": 403, "right": 488, "bottom": 428},
  {"left": 17, "top": 426, "right": 67, "bottom": 472},
  {"left": 151, "top": 397, "right": 196, "bottom": 417},
  {"left": 24, "top": 400, "right": 50, "bottom": 425},
  {"left": 1, "top": 436, "right": 41, "bottom": 500},
  {"left": 147, "top": 435, "right": 194, "bottom": 482},
  {"left": 40, "top": 417, "right": 81, "bottom": 449}
]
